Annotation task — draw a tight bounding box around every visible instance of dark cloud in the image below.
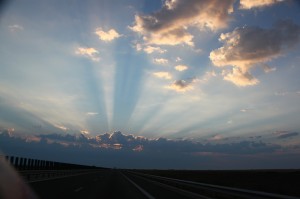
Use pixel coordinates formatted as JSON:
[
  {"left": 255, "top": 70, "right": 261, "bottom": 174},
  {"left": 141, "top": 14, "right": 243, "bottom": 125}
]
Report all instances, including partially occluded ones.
[
  {"left": 0, "top": 130, "right": 281, "bottom": 155},
  {"left": 166, "top": 78, "right": 197, "bottom": 92},
  {"left": 210, "top": 20, "right": 300, "bottom": 86},
  {"left": 1, "top": 130, "right": 294, "bottom": 169},
  {"left": 277, "top": 132, "right": 299, "bottom": 139}
]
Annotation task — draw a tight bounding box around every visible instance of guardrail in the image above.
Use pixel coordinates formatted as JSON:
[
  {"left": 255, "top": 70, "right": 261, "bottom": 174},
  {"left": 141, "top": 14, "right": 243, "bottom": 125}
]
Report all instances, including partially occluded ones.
[
  {"left": 0, "top": 155, "right": 104, "bottom": 182},
  {"left": 1, "top": 155, "right": 97, "bottom": 170}
]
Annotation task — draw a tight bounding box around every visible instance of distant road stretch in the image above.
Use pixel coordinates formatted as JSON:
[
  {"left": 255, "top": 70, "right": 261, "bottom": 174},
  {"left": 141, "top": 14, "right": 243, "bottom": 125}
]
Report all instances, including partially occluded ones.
[{"left": 30, "top": 169, "right": 299, "bottom": 199}]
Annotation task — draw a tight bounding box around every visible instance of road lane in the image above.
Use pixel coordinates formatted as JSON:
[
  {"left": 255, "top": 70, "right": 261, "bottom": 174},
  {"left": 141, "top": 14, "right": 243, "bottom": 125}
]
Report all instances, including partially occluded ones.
[
  {"left": 30, "top": 169, "right": 149, "bottom": 199},
  {"left": 123, "top": 171, "right": 211, "bottom": 199},
  {"left": 121, "top": 172, "right": 155, "bottom": 199}
]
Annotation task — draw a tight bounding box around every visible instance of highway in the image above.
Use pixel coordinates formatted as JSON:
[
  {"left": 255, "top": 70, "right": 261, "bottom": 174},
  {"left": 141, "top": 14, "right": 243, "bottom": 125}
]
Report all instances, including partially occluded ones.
[
  {"left": 29, "top": 169, "right": 300, "bottom": 199},
  {"left": 30, "top": 169, "right": 148, "bottom": 199}
]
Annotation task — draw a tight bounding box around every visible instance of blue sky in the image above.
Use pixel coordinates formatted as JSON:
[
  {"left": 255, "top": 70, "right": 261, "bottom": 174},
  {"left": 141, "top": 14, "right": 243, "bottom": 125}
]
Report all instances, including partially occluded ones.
[{"left": 1, "top": 0, "right": 300, "bottom": 158}]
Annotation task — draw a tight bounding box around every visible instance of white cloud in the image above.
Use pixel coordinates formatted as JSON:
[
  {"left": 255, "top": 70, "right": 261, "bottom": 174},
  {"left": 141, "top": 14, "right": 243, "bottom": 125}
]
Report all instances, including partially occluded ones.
[
  {"left": 175, "top": 57, "right": 182, "bottom": 62},
  {"left": 154, "top": 58, "right": 169, "bottom": 65},
  {"left": 135, "top": 43, "right": 143, "bottom": 51},
  {"left": 201, "top": 71, "right": 217, "bottom": 82},
  {"left": 144, "top": 28, "right": 194, "bottom": 46},
  {"left": 86, "top": 112, "right": 99, "bottom": 116},
  {"left": 240, "top": 0, "right": 285, "bottom": 9},
  {"left": 80, "top": 130, "right": 90, "bottom": 135},
  {"left": 75, "top": 47, "right": 100, "bottom": 62},
  {"left": 175, "top": 65, "right": 188, "bottom": 71},
  {"left": 153, "top": 72, "right": 172, "bottom": 80},
  {"left": 8, "top": 24, "right": 23, "bottom": 32},
  {"left": 210, "top": 20, "right": 300, "bottom": 86},
  {"left": 262, "top": 64, "right": 276, "bottom": 73},
  {"left": 54, "top": 124, "right": 68, "bottom": 131},
  {"left": 130, "top": 0, "right": 235, "bottom": 46},
  {"left": 144, "top": 46, "right": 166, "bottom": 54},
  {"left": 223, "top": 68, "right": 259, "bottom": 87},
  {"left": 95, "top": 28, "right": 121, "bottom": 41},
  {"left": 240, "top": 108, "right": 248, "bottom": 112},
  {"left": 227, "top": 120, "right": 233, "bottom": 124}
]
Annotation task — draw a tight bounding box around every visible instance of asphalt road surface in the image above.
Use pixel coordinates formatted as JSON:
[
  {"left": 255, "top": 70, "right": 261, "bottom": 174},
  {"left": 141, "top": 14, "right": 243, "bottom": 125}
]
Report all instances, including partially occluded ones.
[
  {"left": 29, "top": 169, "right": 299, "bottom": 199},
  {"left": 30, "top": 169, "right": 205, "bottom": 199},
  {"left": 30, "top": 169, "right": 149, "bottom": 199}
]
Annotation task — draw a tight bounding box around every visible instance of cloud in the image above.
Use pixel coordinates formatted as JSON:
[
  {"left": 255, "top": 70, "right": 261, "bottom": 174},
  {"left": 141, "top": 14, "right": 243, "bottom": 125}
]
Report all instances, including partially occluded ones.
[
  {"left": 240, "top": 0, "right": 285, "bottom": 9},
  {"left": 133, "top": 145, "right": 143, "bottom": 152},
  {"left": 175, "top": 57, "right": 182, "bottom": 62},
  {"left": 95, "top": 28, "right": 121, "bottom": 41},
  {"left": 154, "top": 58, "right": 169, "bottom": 65},
  {"left": 274, "top": 91, "right": 289, "bottom": 96},
  {"left": 80, "top": 130, "right": 90, "bottom": 135},
  {"left": 166, "top": 78, "right": 197, "bottom": 92},
  {"left": 8, "top": 24, "right": 23, "bottom": 32},
  {"left": 0, "top": 130, "right": 281, "bottom": 156},
  {"left": 208, "top": 134, "right": 224, "bottom": 141},
  {"left": 274, "top": 90, "right": 300, "bottom": 96},
  {"left": 136, "top": 44, "right": 167, "bottom": 54},
  {"left": 227, "top": 120, "right": 233, "bottom": 124},
  {"left": 53, "top": 124, "right": 68, "bottom": 131},
  {"left": 222, "top": 68, "right": 259, "bottom": 86},
  {"left": 275, "top": 131, "right": 299, "bottom": 139},
  {"left": 130, "top": 0, "right": 235, "bottom": 46},
  {"left": 143, "top": 46, "right": 166, "bottom": 54},
  {"left": 153, "top": 72, "right": 172, "bottom": 80},
  {"left": 75, "top": 47, "right": 100, "bottom": 61},
  {"left": 2, "top": 130, "right": 299, "bottom": 169},
  {"left": 262, "top": 64, "right": 276, "bottom": 73},
  {"left": 240, "top": 108, "right": 252, "bottom": 112},
  {"left": 86, "top": 112, "right": 99, "bottom": 116},
  {"left": 210, "top": 20, "right": 300, "bottom": 86},
  {"left": 201, "top": 70, "right": 217, "bottom": 82},
  {"left": 175, "top": 65, "right": 188, "bottom": 71},
  {"left": 135, "top": 43, "right": 143, "bottom": 51}
]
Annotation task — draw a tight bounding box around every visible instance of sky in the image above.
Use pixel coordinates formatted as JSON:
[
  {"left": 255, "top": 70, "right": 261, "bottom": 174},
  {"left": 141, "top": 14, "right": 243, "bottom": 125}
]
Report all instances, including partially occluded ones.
[{"left": 0, "top": 0, "right": 300, "bottom": 169}]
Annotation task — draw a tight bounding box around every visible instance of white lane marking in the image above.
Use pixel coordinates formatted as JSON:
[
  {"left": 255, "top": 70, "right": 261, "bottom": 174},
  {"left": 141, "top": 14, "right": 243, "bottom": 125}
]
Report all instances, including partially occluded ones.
[
  {"left": 121, "top": 172, "right": 156, "bottom": 199},
  {"left": 74, "top": 187, "right": 83, "bottom": 192}
]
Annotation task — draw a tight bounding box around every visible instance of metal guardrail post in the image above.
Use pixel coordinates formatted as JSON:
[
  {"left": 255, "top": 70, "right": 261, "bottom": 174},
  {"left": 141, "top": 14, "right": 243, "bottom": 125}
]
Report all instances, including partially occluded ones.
[
  {"left": 15, "top": 157, "right": 19, "bottom": 169},
  {"left": 35, "top": 159, "right": 38, "bottom": 170},
  {"left": 10, "top": 156, "right": 14, "bottom": 165},
  {"left": 19, "top": 158, "right": 23, "bottom": 170},
  {"left": 28, "top": 159, "right": 32, "bottom": 170},
  {"left": 5, "top": 156, "right": 9, "bottom": 162}
]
